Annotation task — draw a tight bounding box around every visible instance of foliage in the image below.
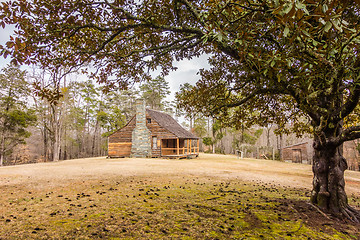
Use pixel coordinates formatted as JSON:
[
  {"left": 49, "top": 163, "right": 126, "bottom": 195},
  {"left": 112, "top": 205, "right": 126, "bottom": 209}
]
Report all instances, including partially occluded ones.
[
  {"left": 176, "top": 83, "right": 197, "bottom": 121},
  {"left": 202, "top": 119, "right": 224, "bottom": 152},
  {"left": 0, "top": 64, "right": 37, "bottom": 164},
  {"left": 98, "top": 88, "right": 137, "bottom": 136},
  {"left": 193, "top": 117, "right": 207, "bottom": 138},
  {"left": 2, "top": 1, "right": 360, "bottom": 140},
  {"left": 244, "top": 129, "right": 264, "bottom": 145},
  {"left": 97, "top": 108, "right": 126, "bottom": 137},
  {"left": 140, "top": 76, "right": 171, "bottom": 111},
  {"left": 202, "top": 136, "right": 213, "bottom": 146}
]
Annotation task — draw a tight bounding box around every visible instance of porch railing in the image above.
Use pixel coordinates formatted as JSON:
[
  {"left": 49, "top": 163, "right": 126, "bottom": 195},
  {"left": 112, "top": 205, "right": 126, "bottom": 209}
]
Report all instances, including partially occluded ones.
[{"left": 161, "top": 147, "right": 199, "bottom": 156}]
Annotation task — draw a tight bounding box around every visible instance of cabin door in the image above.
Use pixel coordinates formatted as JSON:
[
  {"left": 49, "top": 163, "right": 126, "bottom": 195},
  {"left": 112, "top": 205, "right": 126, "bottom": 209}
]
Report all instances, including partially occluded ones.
[{"left": 292, "top": 149, "right": 301, "bottom": 163}]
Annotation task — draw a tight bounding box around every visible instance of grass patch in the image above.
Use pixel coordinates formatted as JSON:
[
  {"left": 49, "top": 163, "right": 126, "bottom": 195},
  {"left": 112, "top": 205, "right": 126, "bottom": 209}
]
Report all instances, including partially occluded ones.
[{"left": 0, "top": 175, "right": 359, "bottom": 239}]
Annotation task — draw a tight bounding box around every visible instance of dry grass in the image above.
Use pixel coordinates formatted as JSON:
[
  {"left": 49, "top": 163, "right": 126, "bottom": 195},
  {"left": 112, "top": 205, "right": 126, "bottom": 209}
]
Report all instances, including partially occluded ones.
[{"left": 0, "top": 153, "right": 360, "bottom": 239}]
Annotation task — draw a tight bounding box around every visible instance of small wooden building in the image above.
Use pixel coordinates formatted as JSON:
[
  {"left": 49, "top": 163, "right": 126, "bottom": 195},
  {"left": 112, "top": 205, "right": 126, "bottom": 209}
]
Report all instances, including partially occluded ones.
[
  {"left": 282, "top": 141, "right": 311, "bottom": 164},
  {"left": 108, "top": 100, "right": 199, "bottom": 158},
  {"left": 282, "top": 140, "right": 359, "bottom": 169}
]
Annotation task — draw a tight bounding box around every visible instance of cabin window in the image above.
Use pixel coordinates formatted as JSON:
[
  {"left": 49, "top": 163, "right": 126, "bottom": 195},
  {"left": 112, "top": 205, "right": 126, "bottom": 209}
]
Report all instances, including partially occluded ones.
[
  {"left": 147, "top": 118, "right": 151, "bottom": 124},
  {"left": 152, "top": 136, "right": 157, "bottom": 149}
]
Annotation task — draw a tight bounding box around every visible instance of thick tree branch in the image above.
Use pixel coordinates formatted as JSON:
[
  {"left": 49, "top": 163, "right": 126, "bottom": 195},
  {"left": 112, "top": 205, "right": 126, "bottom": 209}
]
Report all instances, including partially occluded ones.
[
  {"left": 333, "top": 84, "right": 360, "bottom": 121},
  {"left": 285, "top": 84, "right": 321, "bottom": 124},
  {"left": 337, "top": 125, "right": 360, "bottom": 144},
  {"left": 217, "top": 87, "right": 288, "bottom": 111}
]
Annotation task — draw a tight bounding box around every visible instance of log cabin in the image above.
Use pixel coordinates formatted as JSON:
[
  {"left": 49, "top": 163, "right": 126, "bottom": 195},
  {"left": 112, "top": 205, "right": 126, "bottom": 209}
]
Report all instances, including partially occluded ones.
[{"left": 108, "top": 99, "right": 199, "bottom": 158}]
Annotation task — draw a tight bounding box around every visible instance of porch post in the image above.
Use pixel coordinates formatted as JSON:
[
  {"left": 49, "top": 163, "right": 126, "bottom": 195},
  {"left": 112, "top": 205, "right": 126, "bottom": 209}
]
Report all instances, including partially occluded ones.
[
  {"left": 197, "top": 139, "right": 199, "bottom": 154},
  {"left": 187, "top": 139, "right": 189, "bottom": 154},
  {"left": 190, "top": 139, "right": 192, "bottom": 154},
  {"left": 177, "top": 138, "right": 179, "bottom": 155},
  {"left": 160, "top": 139, "right": 163, "bottom": 156}
]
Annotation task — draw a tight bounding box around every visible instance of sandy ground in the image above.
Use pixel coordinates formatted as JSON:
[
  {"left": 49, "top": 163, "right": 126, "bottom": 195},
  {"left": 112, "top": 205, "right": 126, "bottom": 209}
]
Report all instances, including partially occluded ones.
[{"left": 1, "top": 153, "right": 360, "bottom": 195}]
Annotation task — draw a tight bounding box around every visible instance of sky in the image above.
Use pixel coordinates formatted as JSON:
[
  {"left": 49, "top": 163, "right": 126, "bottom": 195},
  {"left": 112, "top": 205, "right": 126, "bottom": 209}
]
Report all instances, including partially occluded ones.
[
  {"left": 0, "top": 24, "right": 210, "bottom": 103},
  {"left": 0, "top": 24, "right": 13, "bottom": 68},
  {"left": 158, "top": 55, "right": 210, "bottom": 101}
]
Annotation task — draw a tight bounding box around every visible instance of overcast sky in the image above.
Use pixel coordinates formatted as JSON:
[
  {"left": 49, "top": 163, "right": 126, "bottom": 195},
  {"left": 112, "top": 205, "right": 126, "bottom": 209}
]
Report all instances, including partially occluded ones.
[
  {"left": 160, "top": 55, "right": 210, "bottom": 101},
  {"left": 0, "top": 24, "right": 210, "bottom": 102}
]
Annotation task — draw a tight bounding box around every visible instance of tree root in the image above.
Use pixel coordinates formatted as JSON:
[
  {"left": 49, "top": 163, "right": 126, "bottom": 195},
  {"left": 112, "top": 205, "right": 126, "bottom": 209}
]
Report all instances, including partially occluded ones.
[
  {"left": 307, "top": 203, "right": 332, "bottom": 220},
  {"left": 308, "top": 202, "right": 360, "bottom": 223},
  {"left": 339, "top": 204, "right": 360, "bottom": 223}
]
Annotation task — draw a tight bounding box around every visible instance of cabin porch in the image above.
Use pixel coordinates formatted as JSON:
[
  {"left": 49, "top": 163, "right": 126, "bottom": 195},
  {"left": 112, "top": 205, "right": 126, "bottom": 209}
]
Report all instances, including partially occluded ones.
[{"left": 160, "top": 138, "right": 199, "bottom": 158}]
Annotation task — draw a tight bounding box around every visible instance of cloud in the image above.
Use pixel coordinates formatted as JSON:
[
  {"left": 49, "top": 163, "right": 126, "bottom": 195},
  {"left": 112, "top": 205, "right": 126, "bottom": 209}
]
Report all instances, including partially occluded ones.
[{"left": 162, "top": 55, "right": 211, "bottom": 101}]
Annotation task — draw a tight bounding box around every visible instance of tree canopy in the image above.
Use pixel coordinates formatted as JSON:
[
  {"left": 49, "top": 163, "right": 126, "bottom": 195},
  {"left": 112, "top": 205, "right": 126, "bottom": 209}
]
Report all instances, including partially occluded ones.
[
  {"left": 2, "top": 0, "right": 360, "bottom": 221},
  {"left": 140, "top": 76, "right": 171, "bottom": 110},
  {"left": 0, "top": 64, "right": 37, "bottom": 165}
]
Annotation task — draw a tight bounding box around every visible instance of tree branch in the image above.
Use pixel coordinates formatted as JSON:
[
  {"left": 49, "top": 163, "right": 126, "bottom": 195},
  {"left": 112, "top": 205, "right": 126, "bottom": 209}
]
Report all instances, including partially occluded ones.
[
  {"left": 333, "top": 84, "right": 360, "bottom": 121},
  {"left": 216, "top": 87, "right": 287, "bottom": 111},
  {"left": 339, "top": 30, "right": 360, "bottom": 58},
  {"left": 337, "top": 125, "right": 360, "bottom": 144}
]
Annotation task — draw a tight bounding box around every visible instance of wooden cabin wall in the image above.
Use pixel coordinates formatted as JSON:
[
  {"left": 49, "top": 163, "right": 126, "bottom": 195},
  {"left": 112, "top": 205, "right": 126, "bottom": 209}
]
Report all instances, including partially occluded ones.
[{"left": 108, "top": 117, "right": 136, "bottom": 157}]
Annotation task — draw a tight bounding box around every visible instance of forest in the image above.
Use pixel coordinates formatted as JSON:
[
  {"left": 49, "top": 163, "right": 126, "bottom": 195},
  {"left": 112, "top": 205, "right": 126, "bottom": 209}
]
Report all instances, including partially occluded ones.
[
  {"left": 1, "top": 63, "right": 288, "bottom": 166},
  {"left": 0, "top": 64, "right": 182, "bottom": 165}
]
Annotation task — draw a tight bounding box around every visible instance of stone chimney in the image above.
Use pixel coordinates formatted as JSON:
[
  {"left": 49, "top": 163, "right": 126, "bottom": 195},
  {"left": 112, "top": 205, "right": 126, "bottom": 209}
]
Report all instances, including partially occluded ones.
[{"left": 131, "top": 99, "right": 151, "bottom": 158}]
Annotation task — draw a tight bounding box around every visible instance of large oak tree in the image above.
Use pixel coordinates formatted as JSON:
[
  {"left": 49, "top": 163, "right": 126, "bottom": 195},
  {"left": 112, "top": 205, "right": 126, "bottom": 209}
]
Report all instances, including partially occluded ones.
[{"left": 1, "top": 0, "right": 360, "bottom": 221}]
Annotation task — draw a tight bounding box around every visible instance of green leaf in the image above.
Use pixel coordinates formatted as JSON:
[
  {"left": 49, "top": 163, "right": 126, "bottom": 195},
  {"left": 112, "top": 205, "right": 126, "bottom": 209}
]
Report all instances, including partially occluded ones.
[
  {"left": 282, "top": 3, "right": 292, "bottom": 15},
  {"left": 295, "top": 2, "right": 306, "bottom": 10},
  {"left": 286, "top": 59, "right": 292, "bottom": 67},
  {"left": 217, "top": 33, "right": 223, "bottom": 42},
  {"left": 319, "top": 18, "right": 326, "bottom": 25},
  {"left": 331, "top": 19, "right": 342, "bottom": 32},
  {"left": 308, "top": 81, "right": 312, "bottom": 90},
  {"left": 324, "top": 21, "right": 332, "bottom": 32},
  {"left": 283, "top": 26, "right": 290, "bottom": 37},
  {"left": 301, "top": 29, "right": 310, "bottom": 37},
  {"left": 234, "top": 39, "right": 243, "bottom": 45},
  {"left": 202, "top": 35, "right": 208, "bottom": 44},
  {"left": 322, "top": 4, "right": 328, "bottom": 13},
  {"left": 271, "top": 60, "right": 275, "bottom": 67}
]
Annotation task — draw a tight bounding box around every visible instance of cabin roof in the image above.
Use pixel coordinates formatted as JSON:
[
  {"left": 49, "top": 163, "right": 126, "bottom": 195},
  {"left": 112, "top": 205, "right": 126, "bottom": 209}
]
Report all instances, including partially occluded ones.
[
  {"left": 107, "top": 109, "right": 199, "bottom": 139},
  {"left": 146, "top": 109, "right": 199, "bottom": 139},
  {"left": 282, "top": 141, "right": 310, "bottom": 149}
]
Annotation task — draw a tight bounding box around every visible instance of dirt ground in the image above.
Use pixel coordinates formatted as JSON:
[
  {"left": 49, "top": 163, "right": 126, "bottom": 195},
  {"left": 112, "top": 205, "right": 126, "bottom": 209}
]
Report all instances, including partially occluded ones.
[
  {"left": 1, "top": 153, "right": 360, "bottom": 239},
  {"left": 1, "top": 153, "right": 360, "bottom": 194}
]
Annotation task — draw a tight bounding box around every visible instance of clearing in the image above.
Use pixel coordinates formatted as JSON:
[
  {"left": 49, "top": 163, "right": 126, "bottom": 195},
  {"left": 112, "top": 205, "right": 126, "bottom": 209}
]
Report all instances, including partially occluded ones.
[{"left": 0, "top": 153, "right": 360, "bottom": 239}]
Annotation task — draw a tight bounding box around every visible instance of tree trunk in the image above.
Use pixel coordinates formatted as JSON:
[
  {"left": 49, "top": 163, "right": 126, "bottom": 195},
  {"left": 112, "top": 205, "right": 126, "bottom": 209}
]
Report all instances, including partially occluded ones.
[
  {"left": 63, "top": 126, "right": 67, "bottom": 160},
  {"left": 311, "top": 136, "right": 360, "bottom": 222},
  {"left": 189, "top": 116, "right": 193, "bottom": 133},
  {"left": 278, "top": 134, "right": 283, "bottom": 161},
  {"left": 50, "top": 104, "right": 62, "bottom": 162},
  {"left": 42, "top": 123, "right": 50, "bottom": 161},
  {"left": 0, "top": 133, "right": 5, "bottom": 166},
  {"left": 53, "top": 126, "right": 61, "bottom": 162}
]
